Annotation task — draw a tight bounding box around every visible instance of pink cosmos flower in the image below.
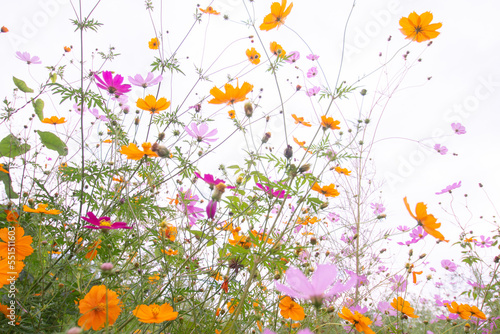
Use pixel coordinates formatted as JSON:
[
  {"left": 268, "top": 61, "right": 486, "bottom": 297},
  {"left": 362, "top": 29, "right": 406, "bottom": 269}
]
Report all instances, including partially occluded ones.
[
  {"left": 436, "top": 313, "right": 459, "bottom": 321},
  {"left": 256, "top": 182, "right": 291, "bottom": 199},
  {"left": 378, "top": 301, "right": 397, "bottom": 316},
  {"left": 89, "top": 108, "right": 109, "bottom": 121},
  {"left": 81, "top": 212, "right": 132, "bottom": 230},
  {"left": 185, "top": 122, "right": 218, "bottom": 145},
  {"left": 275, "top": 264, "right": 357, "bottom": 306},
  {"left": 389, "top": 275, "right": 407, "bottom": 293},
  {"left": 370, "top": 203, "right": 385, "bottom": 215},
  {"left": 177, "top": 188, "right": 204, "bottom": 226},
  {"left": 434, "top": 144, "right": 448, "bottom": 155},
  {"left": 441, "top": 259, "right": 457, "bottom": 272},
  {"left": 409, "top": 226, "right": 428, "bottom": 240},
  {"left": 397, "top": 225, "right": 410, "bottom": 232},
  {"left": 327, "top": 212, "right": 340, "bottom": 222},
  {"left": 306, "top": 54, "right": 320, "bottom": 61},
  {"left": 475, "top": 235, "right": 493, "bottom": 248},
  {"left": 306, "top": 86, "right": 320, "bottom": 97},
  {"left": 73, "top": 103, "right": 87, "bottom": 114},
  {"left": 194, "top": 172, "right": 234, "bottom": 189},
  {"left": 16, "top": 51, "right": 41, "bottom": 64},
  {"left": 307, "top": 67, "right": 318, "bottom": 78},
  {"left": 128, "top": 72, "right": 163, "bottom": 88},
  {"left": 94, "top": 71, "right": 131, "bottom": 96},
  {"left": 285, "top": 51, "right": 300, "bottom": 63},
  {"left": 451, "top": 122, "right": 466, "bottom": 135},
  {"left": 435, "top": 181, "right": 461, "bottom": 195}
]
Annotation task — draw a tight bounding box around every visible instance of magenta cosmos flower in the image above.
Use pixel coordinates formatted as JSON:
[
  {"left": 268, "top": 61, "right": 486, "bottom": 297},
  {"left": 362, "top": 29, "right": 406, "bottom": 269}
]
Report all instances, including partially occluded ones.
[
  {"left": 16, "top": 51, "right": 41, "bottom": 64},
  {"left": 194, "top": 172, "right": 235, "bottom": 189},
  {"left": 435, "top": 181, "right": 461, "bottom": 195},
  {"left": 306, "top": 54, "right": 320, "bottom": 61},
  {"left": 256, "top": 182, "right": 291, "bottom": 199},
  {"left": 94, "top": 71, "right": 131, "bottom": 96},
  {"left": 128, "top": 72, "right": 163, "bottom": 88},
  {"left": 306, "top": 86, "right": 320, "bottom": 97},
  {"left": 451, "top": 122, "right": 466, "bottom": 135},
  {"left": 475, "top": 235, "right": 493, "bottom": 248},
  {"left": 434, "top": 144, "right": 448, "bottom": 155},
  {"left": 275, "top": 264, "right": 357, "bottom": 306},
  {"left": 81, "top": 212, "right": 132, "bottom": 230},
  {"left": 307, "top": 67, "right": 318, "bottom": 78},
  {"left": 185, "top": 122, "right": 218, "bottom": 144},
  {"left": 285, "top": 51, "right": 300, "bottom": 64},
  {"left": 441, "top": 259, "right": 457, "bottom": 272}
]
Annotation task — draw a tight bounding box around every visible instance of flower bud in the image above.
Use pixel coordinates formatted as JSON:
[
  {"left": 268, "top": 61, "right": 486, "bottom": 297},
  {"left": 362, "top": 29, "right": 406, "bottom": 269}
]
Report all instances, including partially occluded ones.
[
  {"left": 284, "top": 145, "right": 293, "bottom": 159},
  {"left": 360, "top": 89, "right": 367, "bottom": 96},
  {"left": 101, "top": 263, "right": 113, "bottom": 272},
  {"left": 134, "top": 117, "right": 140, "bottom": 125},
  {"left": 236, "top": 176, "right": 243, "bottom": 185},
  {"left": 244, "top": 102, "right": 253, "bottom": 117},
  {"left": 66, "top": 327, "right": 83, "bottom": 334},
  {"left": 298, "top": 163, "right": 310, "bottom": 173},
  {"left": 157, "top": 146, "right": 170, "bottom": 158},
  {"left": 206, "top": 200, "right": 217, "bottom": 220},
  {"left": 212, "top": 183, "right": 227, "bottom": 201},
  {"left": 262, "top": 132, "right": 271, "bottom": 143},
  {"left": 158, "top": 132, "right": 165, "bottom": 141},
  {"left": 320, "top": 202, "right": 328, "bottom": 209}
]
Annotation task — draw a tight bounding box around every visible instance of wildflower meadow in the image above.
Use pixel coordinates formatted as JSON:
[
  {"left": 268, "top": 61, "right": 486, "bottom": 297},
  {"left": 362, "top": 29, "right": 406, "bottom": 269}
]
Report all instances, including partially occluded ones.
[{"left": 1, "top": 0, "right": 499, "bottom": 333}]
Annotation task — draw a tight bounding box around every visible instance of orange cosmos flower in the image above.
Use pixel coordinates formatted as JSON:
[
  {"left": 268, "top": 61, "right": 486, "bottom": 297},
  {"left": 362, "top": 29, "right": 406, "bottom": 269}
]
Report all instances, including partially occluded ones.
[
  {"left": 0, "top": 164, "right": 8, "bottom": 174},
  {"left": 149, "top": 37, "right": 159, "bottom": 49},
  {"left": 279, "top": 296, "right": 305, "bottom": 321},
  {"left": 321, "top": 115, "right": 340, "bottom": 130},
  {"left": 293, "top": 137, "right": 305, "bottom": 147},
  {"left": 0, "top": 303, "right": 21, "bottom": 324},
  {"left": 136, "top": 95, "right": 170, "bottom": 114},
  {"left": 412, "top": 270, "right": 423, "bottom": 284},
  {"left": 159, "top": 223, "right": 177, "bottom": 242},
  {"left": 5, "top": 210, "right": 19, "bottom": 222},
  {"left": 399, "top": 12, "right": 442, "bottom": 43},
  {"left": 133, "top": 303, "right": 178, "bottom": 323},
  {"left": 23, "top": 203, "right": 61, "bottom": 215},
  {"left": 291, "top": 114, "right": 312, "bottom": 127},
  {"left": 78, "top": 285, "right": 122, "bottom": 331},
  {"left": 228, "top": 110, "right": 236, "bottom": 119},
  {"left": 41, "top": 116, "right": 66, "bottom": 124},
  {"left": 85, "top": 240, "right": 101, "bottom": 261},
  {"left": 161, "top": 248, "right": 178, "bottom": 256},
  {"left": 200, "top": 6, "right": 220, "bottom": 15},
  {"left": 311, "top": 183, "right": 340, "bottom": 197},
  {"left": 0, "top": 258, "right": 24, "bottom": 288},
  {"left": 0, "top": 225, "right": 34, "bottom": 261},
  {"left": 338, "top": 306, "right": 375, "bottom": 334},
  {"left": 227, "top": 299, "right": 238, "bottom": 313},
  {"left": 335, "top": 166, "right": 351, "bottom": 175},
  {"left": 119, "top": 142, "right": 159, "bottom": 160},
  {"left": 246, "top": 47, "right": 261, "bottom": 65},
  {"left": 64, "top": 46, "right": 72, "bottom": 52},
  {"left": 270, "top": 41, "right": 286, "bottom": 58},
  {"left": 391, "top": 297, "right": 419, "bottom": 318},
  {"left": 445, "top": 301, "right": 471, "bottom": 319},
  {"left": 404, "top": 197, "right": 448, "bottom": 242},
  {"left": 1, "top": 26, "right": 8, "bottom": 33},
  {"left": 208, "top": 81, "right": 253, "bottom": 105},
  {"left": 470, "top": 305, "right": 486, "bottom": 320},
  {"left": 260, "top": 0, "right": 293, "bottom": 31}
]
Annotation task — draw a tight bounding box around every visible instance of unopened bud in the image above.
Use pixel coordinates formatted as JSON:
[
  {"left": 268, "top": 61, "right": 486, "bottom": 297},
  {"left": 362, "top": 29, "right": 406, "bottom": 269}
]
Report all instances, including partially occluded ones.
[
  {"left": 101, "top": 262, "right": 113, "bottom": 272},
  {"left": 360, "top": 89, "right": 367, "bottom": 96},
  {"left": 157, "top": 146, "right": 170, "bottom": 158},
  {"left": 135, "top": 117, "right": 140, "bottom": 125},
  {"left": 244, "top": 102, "right": 253, "bottom": 117},
  {"left": 284, "top": 145, "right": 293, "bottom": 159},
  {"left": 158, "top": 132, "right": 165, "bottom": 141},
  {"left": 419, "top": 253, "right": 426, "bottom": 259},
  {"left": 310, "top": 237, "right": 317, "bottom": 245},
  {"left": 212, "top": 183, "right": 227, "bottom": 201},
  {"left": 236, "top": 176, "right": 243, "bottom": 185},
  {"left": 377, "top": 213, "right": 386, "bottom": 219},
  {"left": 298, "top": 163, "right": 310, "bottom": 173},
  {"left": 320, "top": 202, "right": 328, "bottom": 209},
  {"left": 262, "top": 132, "right": 271, "bottom": 143}
]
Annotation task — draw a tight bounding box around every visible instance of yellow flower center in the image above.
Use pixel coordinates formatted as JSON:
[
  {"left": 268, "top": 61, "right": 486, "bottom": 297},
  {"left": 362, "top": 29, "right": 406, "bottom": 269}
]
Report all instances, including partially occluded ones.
[
  {"left": 96, "top": 302, "right": 106, "bottom": 312},
  {"left": 99, "top": 219, "right": 112, "bottom": 227},
  {"left": 151, "top": 306, "right": 160, "bottom": 317}
]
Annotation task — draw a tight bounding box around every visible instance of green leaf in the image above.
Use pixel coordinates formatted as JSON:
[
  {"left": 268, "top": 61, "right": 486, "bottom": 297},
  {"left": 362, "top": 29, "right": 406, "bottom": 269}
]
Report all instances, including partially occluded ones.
[
  {"left": 13, "top": 76, "right": 34, "bottom": 93},
  {"left": 37, "top": 131, "right": 68, "bottom": 156},
  {"left": 0, "top": 165, "right": 18, "bottom": 199},
  {"left": 0, "top": 134, "right": 31, "bottom": 158},
  {"left": 33, "top": 99, "right": 44, "bottom": 120}
]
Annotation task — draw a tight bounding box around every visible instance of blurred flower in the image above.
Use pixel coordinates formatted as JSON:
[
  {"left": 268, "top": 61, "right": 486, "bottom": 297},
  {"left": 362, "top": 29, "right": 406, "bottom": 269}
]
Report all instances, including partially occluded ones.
[
  {"left": 311, "top": 183, "right": 340, "bottom": 197},
  {"left": 338, "top": 306, "right": 375, "bottom": 334},
  {"left": 177, "top": 188, "right": 204, "bottom": 226},
  {"left": 475, "top": 235, "right": 493, "bottom": 248},
  {"left": 378, "top": 301, "right": 397, "bottom": 316},
  {"left": 335, "top": 166, "right": 351, "bottom": 175},
  {"left": 200, "top": 6, "right": 220, "bottom": 15},
  {"left": 270, "top": 41, "right": 286, "bottom": 57},
  {"left": 306, "top": 54, "right": 319, "bottom": 60},
  {"left": 208, "top": 81, "right": 253, "bottom": 105},
  {"left": 370, "top": 203, "right": 385, "bottom": 215},
  {"left": 404, "top": 197, "right": 448, "bottom": 242},
  {"left": 321, "top": 115, "right": 340, "bottom": 130},
  {"left": 1, "top": 26, "right": 8, "bottom": 33},
  {"left": 41, "top": 116, "right": 66, "bottom": 124},
  {"left": 0, "top": 259, "right": 24, "bottom": 289},
  {"left": 307, "top": 67, "right": 318, "bottom": 78},
  {"left": 119, "top": 143, "right": 159, "bottom": 160},
  {"left": 149, "top": 37, "right": 159, "bottom": 49},
  {"left": 275, "top": 264, "right": 357, "bottom": 306},
  {"left": 435, "top": 181, "right": 461, "bottom": 195},
  {"left": 451, "top": 122, "right": 466, "bottom": 135},
  {"left": 259, "top": 0, "right": 293, "bottom": 31},
  {"left": 16, "top": 51, "right": 41, "bottom": 64},
  {"left": 89, "top": 108, "right": 109, "bottom": 121},
  {"left": 391, "top": 297, "right": 418, "bottom": 318},
  {"left": 23, "top": 203, "right": 61, "bottom": 215},
  {"left": 4, "top": 210, "right": 19, "bottom": 222},
  {"left": 133, "top": 303, "right": 178, "bottom": 323},
  {"left": 81, "top": 212, "right": 132, "bottom": 230},
  {"left": 128, "top": 72, "right": 163, "bottom": 88},
  {"left": 228, "top": 110, "right": 235, "bottom": 119},
  {"left": 445, "top": 301, "right": 471, "bottom": 319},
  {"left": 434, "top": 143, "right": 448, "bottom": 155},
  {"left": 0, "top": 225, "right": 33, "bottom": 260},
  {"left": 389, "top": 275, "right": 407, "bottom": 293},
  {"left": 470, "top": 305, "right": 486, "bottom": 320},
  {"left": 399, "top": 12, "right": 442, "bottom": 43},
  {"left": 0, "top": 164, "right": 8, "bottom": 174},
  {"left": 306, "top": 86, "right": 320, "bottom": 96},
  {"left": 64, "top": 46, "right": 72, "bottom": 52},
  {"left": 246, "top": 48, "right": 261, "bottom": 65},
  {"left": 279, "top": 296, "right": 305, "bottom": 321},
  {"left": 206, "top": 200, "right": 217, "bottom": 220},
  {"left": 291, "top": 114, "right": 311, "bottom": 127},
  {"left": 136, "top": 95, "right": 170, "bottom": 114},
  {"left": 185, "top": 122, "right": 218, "bottom": 144},
  {"left": 94, "top": 71, "right": 131, "bottom": 96},
  {"left": 73, "top": 103, "right": 87, "bottom": 114},
  {"left": 78, "top": 285, "right": 122, "bottom": 330},
  {"left": 285, "top": 51, "right": 300, "bottom": 63},
  {"left": 256, "top": 182, "right": 290, "bottom": 199}
]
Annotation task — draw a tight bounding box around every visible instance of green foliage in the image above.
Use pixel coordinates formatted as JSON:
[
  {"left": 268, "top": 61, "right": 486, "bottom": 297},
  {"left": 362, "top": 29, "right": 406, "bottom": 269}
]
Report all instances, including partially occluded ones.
[
  {"left": 13, "top": 76, "right": 34, "bottom": 93},
  {"left": 37, "top": 131, "right": 68, "bottom": 156},
  {"left": 33, "top": 98, "right": 44, "bottom": 120},
  {"left": 0, "top": 134, "right": 31, "bottom": 158}
]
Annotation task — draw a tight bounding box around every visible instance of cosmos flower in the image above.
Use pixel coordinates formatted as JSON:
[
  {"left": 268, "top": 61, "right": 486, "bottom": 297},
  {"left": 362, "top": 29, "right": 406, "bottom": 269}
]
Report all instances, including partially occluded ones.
[
  {"left": 441, "top": 259, "right": 457, "bottom": 272},
  {"left": 307, "top": 67, "right": 318, "bottom": 78},
  {"left": 291, "top": 114, "right": 311, "bottom": 127},
  {"left": 0, "top": 164, "right": 9, "bottom": 174},
  {"left": 78, "top": 285, "right": 122, "bottom": 330},
  {"left": 435, "top": 181, "right": 461, "bottom": 195},
  {"left": 133, "top": 303, "right": 178, "bottom": 323},
  {"left": 270, "top": 41, "right": 286, "bottom": 58},
  {"left": 0, "top": 225, "right": 33, "bottom": 260},
  {"left": 370, "top": 203, "right": 385, "bottom": 215},
  {"left": 285, "top": 51, "right": 300, "bottom": 63},
  {"left": 81, "top": 212, "right": 132, "bottom": 230},
  {"left": 185, "top": 122, "right": 218, "bottom": 144},
  {"left": 149, "top": 37, "right": 159, "bottom": 49},
  {"left": 404, "top": 197, "right": 448, "bottom": 242},
  {"left": 41, "top": 116, "right": 66, "bottom": 124},
  {"left": 208, "top": 81, "right": 253, "bottom": 105},
  {"left": 321, "top": 116, "right": 340, "bottom": 130},
  {"left": 15, "top": 51, "right": 41, "bottom": 64},
  {"left": 1, "top": 26, "right": 8, "bottom": 33},
  {"left": 89, "top": 108, "right": 109, "bottom": 121},
  {"left": 444, "top": 301, "right": 471, "bottom": 319},
  {"left": 256, "top": 182, "right": 291, "bottom": 199},
  {"left": 338, "top": 306, "right": 375, "bottom": 334},
  {"left": 279, "top": 296, "right": 305, "bottom": 321},
  {"left": 451, "top": 122, "right": 466, "bottom": 135},
  {"left": 275, "top": 264, "right": 357, "bottom": 306},
  {"left": 246, "top": 48, "right": 261, "bottom": 65},
  {"left": 200, "top": 6, "right": 220, "bottom": 15},
  {"left": 23, "top": 203, "right": 61, "bottom": 215},
  {"left": 311, "top": 183, "right": 340, "bottom": 197},
  {"left": 94, "top": 71, "right": 131, "bottom": 96},
  {"left": 399, "top": 12, "right": 442, "bottom": 43},
  {"left": 306, "top": 54, "right": 319, "bottom": 61},
  {"left": 334, "top": 166, "right": 351, "bottom": 175},
  {"left": 177, "top": 188, "right": 205, "bottom": 226},
  {"left": 306, "top": 86, "right": 320, "bottom": 97},
  {"left": 434, "top": 143, "right": 448, "bottom": 155},
  {"left": 0, "top": 258, "right": 24, "bottom": 289},
  {"left": 128, "top": 72, "right": 163, "bottom": 88},
  {"left": 475, "top": 235, "right": 493, "bottom": 248},
  {"left": 119, "top": 143, "right": 159, "bottom": 160},
  {"left": 136, "top": 95, "right": 170, "bottom": 114},
  {"left": 259, "top": 0, "right": 293, "bottom": 31},
  {"left": 391, "top": 297, "right": 419, "bottom": 318}
]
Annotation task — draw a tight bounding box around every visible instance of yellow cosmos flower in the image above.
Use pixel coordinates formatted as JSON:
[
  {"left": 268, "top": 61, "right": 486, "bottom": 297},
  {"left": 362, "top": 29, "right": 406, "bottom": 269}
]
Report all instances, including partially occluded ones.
[
  {"left": 279, "top": 296, "right": 305, "bottom": 321},
  {"left": 260, "top": 0, "right": 293, "bottom": 31},
  {"left": 391, "top": 297, "right": 419, "bottom": 318},
  {"left": 246, "top": 47, "right": 261, "bottom": 65},
  {"left": 399, "top": 12, "right": 442, "bottom": 43},
  {"left": 311, "top": 183, "right": 340, "bottom": 197},
  {"left": 78, "top": 285, "right": 122, "bottom": 331},
  {"left": 23, "top": 203, "right": 61, "bottom": 215},
  {"left": 41, "top": 116, "right": 66, "bottom": 125},
  {"left": 133, "top": 303, "right": 178, "bottom": 323},
  {"left": 149, "top": 37, "right": 159, "bottom": 49},
  {"left": 136, "top": 95, "right": 171, "bottom": 114},
  {"left": 270, "top": 41, "right": 286, "bottom": 58},
  {"left": 209, "top": 81, "right": 253, "bottom": 105},
  {"left": 200, "top": 6, "right": 220, "bottom": 15}
]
